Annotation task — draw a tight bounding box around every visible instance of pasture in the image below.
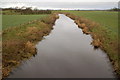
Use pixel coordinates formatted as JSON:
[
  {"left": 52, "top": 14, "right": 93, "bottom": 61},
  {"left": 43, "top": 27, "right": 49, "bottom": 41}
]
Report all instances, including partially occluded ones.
[{"left": 2, "top": 15, "right": 49, "bottom": 29}]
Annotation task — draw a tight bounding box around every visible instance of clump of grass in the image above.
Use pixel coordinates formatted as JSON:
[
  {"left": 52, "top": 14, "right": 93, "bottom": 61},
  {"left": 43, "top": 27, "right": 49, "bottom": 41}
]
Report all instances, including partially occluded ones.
[
  {"left": 2, "top": 14, "right": 58, "bottom": 77},
  {"left": 41, "top": 13, "right": 59, "bottom": 25}
]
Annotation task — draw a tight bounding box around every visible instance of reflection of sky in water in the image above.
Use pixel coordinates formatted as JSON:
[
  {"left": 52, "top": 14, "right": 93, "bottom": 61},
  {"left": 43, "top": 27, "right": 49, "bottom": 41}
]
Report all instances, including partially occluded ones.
[{"left": 0, "top": 2, "right": 118, "bottom": 10}]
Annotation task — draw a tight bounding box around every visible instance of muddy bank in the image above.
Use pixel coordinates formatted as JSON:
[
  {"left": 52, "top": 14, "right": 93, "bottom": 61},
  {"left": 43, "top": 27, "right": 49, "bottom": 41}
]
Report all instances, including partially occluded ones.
[
  {"left": 61, "top": 12, "right": 119, "bottom": 77},
  {"left": 2, "top": 13, "right": 59, "bottom": 78}
]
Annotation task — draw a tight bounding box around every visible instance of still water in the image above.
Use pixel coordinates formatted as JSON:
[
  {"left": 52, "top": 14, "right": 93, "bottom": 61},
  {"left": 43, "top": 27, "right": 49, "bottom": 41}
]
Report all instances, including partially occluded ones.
[{"left": 9, "top": 14, "right": 115, "bottom": 78}]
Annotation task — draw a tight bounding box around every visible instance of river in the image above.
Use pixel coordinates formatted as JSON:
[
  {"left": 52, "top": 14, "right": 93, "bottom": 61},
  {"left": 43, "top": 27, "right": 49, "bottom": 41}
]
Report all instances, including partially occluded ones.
[{"left": 9, "top": 14, "right": 115, "bottom": 78}]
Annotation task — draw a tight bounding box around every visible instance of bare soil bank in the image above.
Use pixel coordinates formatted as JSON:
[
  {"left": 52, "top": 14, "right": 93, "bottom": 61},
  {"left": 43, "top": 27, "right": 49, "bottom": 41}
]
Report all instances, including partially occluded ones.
[{"left": 2, "top": 13, "right": 59, "bottom": 78}]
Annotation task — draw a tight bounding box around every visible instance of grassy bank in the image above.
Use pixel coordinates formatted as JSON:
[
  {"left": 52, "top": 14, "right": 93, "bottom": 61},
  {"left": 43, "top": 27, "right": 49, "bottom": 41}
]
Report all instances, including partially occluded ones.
[
  {"left": 55, "top": 11, "right": 119, "bottom": 76},
  {"left": 2, "top": 13, "right": 59, "bottom": 77}
]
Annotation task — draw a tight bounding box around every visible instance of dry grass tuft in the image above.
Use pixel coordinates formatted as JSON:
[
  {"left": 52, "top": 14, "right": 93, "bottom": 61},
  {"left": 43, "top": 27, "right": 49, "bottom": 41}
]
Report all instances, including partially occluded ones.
[{"left": 25, "top": 41, "right": 36, "bottom": 54}]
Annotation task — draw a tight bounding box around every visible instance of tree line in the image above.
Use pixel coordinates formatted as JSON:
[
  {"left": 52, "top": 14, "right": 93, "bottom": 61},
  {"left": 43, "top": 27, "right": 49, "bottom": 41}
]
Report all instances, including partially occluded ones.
[
  {"left": 2, "top": 7, "right": 52, "bottom": 15},
  {"left": 109, "top": 7, "right": 120, "bottom": 11}
]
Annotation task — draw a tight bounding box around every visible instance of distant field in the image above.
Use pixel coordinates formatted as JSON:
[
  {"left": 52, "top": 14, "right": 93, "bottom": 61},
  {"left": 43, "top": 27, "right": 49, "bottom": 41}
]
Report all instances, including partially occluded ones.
[
  {"left": 2, "top": 10, "right": 21, "bottom": 15},
  {"left": 2, "top": 15, "right": 49, "bottom": 29}
]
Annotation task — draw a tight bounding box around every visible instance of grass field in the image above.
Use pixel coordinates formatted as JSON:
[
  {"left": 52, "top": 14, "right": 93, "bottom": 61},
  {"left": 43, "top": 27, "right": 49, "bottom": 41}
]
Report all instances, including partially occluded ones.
[
  {"left": 2, "top": 15, "right": 49, "bottom": 29},
  {"left": 2, "top": 10, "right": 21, "bottom": 15}
]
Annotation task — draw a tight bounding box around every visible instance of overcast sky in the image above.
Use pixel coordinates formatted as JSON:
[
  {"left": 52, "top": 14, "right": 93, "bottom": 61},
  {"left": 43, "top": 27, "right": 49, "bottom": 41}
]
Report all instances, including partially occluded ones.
[
  {"left": 0, "top": 0, "right": 119, "bottom": 10},
  {"left": 0, "top": 0, "right": 119, "bottom": 2}
]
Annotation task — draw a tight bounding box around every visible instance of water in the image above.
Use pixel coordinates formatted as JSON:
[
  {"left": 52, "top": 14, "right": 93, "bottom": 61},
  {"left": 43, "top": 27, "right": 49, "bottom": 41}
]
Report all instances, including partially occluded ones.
[{"left": 9, "top": 14, "right": 115, "bottom": 78}]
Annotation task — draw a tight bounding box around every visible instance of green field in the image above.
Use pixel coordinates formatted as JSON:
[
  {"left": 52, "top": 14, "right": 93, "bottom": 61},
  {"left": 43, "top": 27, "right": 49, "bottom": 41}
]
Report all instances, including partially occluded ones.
[
  {"left": 2, "top": 15, "right": 49, "bottom": 29},
  {"left": 2, "top": 10, "right": 21, "bottom": 15}
]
